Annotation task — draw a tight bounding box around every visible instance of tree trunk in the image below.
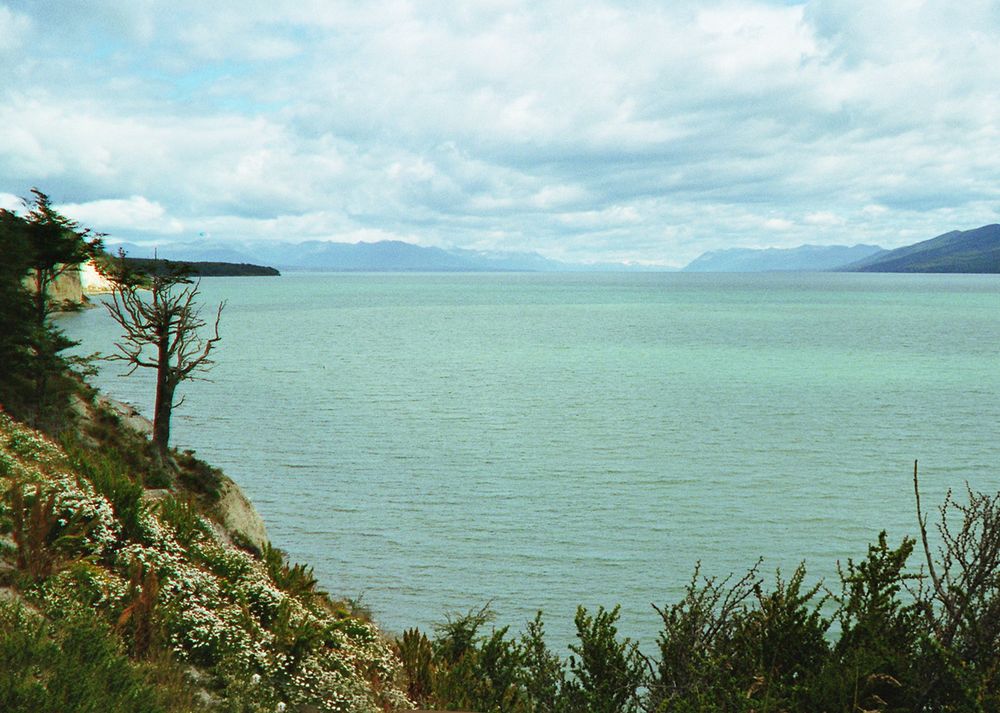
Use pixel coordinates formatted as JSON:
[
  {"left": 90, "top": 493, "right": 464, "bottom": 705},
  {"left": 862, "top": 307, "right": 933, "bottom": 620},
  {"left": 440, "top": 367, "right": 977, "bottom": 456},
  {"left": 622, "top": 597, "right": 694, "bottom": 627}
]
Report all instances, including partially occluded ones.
[
  {"left": 32, "top": 268, "right": 47, "bottom": 327},
  {"left": 152, "top": 335, "right": 174, "bottom": 460}
]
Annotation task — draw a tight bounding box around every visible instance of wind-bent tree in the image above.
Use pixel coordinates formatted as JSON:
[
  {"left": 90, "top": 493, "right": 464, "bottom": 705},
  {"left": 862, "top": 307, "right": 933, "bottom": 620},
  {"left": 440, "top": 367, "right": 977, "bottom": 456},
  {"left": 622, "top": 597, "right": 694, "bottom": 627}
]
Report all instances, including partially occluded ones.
[
  {"left": 103, "top": 255, "right": 225, "bottom": 461},
  {"left": 0, "top": 189, "right": 101, "bottom": 428},
  {"left": 20, "top": 188, "right": 102, "bottom": 326}
]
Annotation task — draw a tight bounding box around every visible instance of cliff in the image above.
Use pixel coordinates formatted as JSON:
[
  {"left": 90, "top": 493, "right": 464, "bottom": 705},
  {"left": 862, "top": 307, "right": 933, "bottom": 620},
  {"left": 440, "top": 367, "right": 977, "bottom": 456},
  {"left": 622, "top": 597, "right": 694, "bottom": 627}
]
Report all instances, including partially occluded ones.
[
  {"left": 80, "top": 259, "right": 114, "bottom": 293},
  {"left": 22, "top": 264, "right": 87, "bottom": 307}
]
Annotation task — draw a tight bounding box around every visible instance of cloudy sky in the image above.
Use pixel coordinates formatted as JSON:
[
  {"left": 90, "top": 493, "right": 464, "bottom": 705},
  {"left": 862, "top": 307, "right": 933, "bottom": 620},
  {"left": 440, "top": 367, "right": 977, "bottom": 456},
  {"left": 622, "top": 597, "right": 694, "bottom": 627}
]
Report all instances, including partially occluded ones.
[{"left": 1, "top": 1, "right": 998, "bottom": 266}]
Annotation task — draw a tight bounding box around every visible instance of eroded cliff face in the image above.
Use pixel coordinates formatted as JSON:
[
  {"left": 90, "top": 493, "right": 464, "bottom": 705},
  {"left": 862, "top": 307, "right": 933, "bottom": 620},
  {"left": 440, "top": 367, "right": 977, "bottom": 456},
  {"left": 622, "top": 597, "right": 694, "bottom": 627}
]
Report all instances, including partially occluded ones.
[
  {"left": 80, "top": 260, "right": 114, "bottom": 293},
  {"left": 49, "top": 267, "right": 85, "bottom": 304},
  {"left": 23, "top": 265, "right": 86, "bottom": 307}
]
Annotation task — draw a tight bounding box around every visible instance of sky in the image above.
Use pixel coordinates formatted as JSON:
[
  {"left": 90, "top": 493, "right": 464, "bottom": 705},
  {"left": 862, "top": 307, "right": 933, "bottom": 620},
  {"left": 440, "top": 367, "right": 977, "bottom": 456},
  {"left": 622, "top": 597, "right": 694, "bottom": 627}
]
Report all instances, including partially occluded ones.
[{"left": 1, "top": 1, "right": 998, "bottom": 267}]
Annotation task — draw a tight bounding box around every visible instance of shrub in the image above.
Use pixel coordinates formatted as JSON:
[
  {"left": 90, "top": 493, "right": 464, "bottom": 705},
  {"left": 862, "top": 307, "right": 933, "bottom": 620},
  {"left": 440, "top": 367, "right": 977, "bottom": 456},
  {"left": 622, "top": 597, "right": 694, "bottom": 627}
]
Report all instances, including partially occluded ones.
[
  {"left": 648, "top": 562, "right": 760, "bottom": 711},
  {"left": 4, "top": 481, "right": 95, "bottom": 582},
  {"left": 397, "top": 628, "right": 433, "bottom": 705},
  {"left": 174, "top": 449, "right": 224, "bottom": 502},
  {"left": 263, "top": 543, "right": 323, "bottom": 599},
  {"left": 64, "top": 438, "right": 148, "bottom": 543},
  {"left": 158, "top": 495, "right": 213, "bottom": 548},
  {"left": 563, "top": 605, "right": 645, "bottom": 713},
  {"left": 0, "top": 600, "right": 175, "bottom": 713},
  {"left": 519, "top": 611, "right": 564, "bottom": 713}
]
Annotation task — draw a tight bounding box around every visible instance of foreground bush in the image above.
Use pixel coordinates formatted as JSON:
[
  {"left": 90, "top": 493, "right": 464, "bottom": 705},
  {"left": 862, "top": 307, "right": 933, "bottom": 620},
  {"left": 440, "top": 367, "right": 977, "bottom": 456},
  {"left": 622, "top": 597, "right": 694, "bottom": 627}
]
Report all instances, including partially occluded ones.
[{"left": 0, "top": 600, "right": 192, "bottom": 713}]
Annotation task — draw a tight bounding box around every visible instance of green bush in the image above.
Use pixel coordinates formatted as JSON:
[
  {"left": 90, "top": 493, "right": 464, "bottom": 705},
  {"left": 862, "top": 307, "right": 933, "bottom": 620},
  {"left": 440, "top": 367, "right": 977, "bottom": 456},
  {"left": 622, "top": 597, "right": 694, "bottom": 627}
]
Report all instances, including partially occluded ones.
[
  {"left": 519, "top": 611, "right": 564, "bottom": 713},
  {"left": 64, "top": 438, "right": 148, "bottom": 543},
  {"left": 158, "top": 495, "right": 213, "bottom": 548},
  {"left": 0, "top": 600, "right": 179, "bottom": 713},
  {"left": 564, "top": 605, "right": 645, "bottom": 713},
  {"left": 174, "top": 449, "right": 224, "bottom": 502},
  {"left": 399, "top": 482, "right": 1000, "bottom": 713}
]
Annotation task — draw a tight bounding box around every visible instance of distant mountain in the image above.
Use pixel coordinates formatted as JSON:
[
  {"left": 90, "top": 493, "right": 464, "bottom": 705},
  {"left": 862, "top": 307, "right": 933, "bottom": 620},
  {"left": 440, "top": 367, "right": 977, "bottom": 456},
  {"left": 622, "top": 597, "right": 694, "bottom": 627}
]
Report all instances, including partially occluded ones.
[
  {"left": 106, "top": 242, "right": 264, "bottom": 265},
  {"left": 843, "top": 224, "right": 1000, "bottom": 273},
  {"left": 683, "top": 244, "right": 885, "bottom": 272},
  {"left": 108, "top": 239, "right": 584, "bottom": 272}
]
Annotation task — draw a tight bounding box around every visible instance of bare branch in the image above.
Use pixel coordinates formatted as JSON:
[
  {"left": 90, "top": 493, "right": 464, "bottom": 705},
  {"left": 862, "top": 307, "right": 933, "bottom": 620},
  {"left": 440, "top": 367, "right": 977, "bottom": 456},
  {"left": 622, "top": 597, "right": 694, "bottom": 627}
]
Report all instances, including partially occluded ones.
[
  {"left": 101, "top": 255, "right": 224, "bottom": 457},
  {"left": 914, "top": 460, "right": 948, "bottom": 627}
]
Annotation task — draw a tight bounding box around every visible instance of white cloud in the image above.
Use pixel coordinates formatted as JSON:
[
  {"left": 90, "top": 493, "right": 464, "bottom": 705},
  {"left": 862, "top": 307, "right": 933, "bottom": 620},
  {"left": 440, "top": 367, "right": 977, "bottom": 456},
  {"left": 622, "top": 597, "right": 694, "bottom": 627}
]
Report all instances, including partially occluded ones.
[
  {"left": 804, "top": 211, "right": 844, "bottom": 227},
  {"left": 58, "top": 196, "right": 184, "bottom": 234},
  {"left": 0, "top": 192, "right": 21, "bottom": 211},
  {"left": 763, "top": 218, "right": 794, "bottom": 231},
  {"left": 0, "top": 0, "right": 999, "bottom": 264}
]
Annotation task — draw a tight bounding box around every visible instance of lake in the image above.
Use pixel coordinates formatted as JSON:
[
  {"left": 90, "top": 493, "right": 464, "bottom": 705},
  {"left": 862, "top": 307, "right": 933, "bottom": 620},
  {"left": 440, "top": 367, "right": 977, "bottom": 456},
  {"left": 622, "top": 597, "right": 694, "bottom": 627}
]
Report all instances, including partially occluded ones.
[{"left": 59, "top": 271, "right": 1000, "bottom": 651}]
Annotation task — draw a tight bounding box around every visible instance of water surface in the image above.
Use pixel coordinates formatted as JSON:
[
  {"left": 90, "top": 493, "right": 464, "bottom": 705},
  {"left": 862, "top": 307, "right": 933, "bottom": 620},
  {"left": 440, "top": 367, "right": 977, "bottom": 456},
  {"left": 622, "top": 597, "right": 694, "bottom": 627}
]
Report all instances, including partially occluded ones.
[{"left": 61, "top": 272, "right": 1000, "bottom": 649}]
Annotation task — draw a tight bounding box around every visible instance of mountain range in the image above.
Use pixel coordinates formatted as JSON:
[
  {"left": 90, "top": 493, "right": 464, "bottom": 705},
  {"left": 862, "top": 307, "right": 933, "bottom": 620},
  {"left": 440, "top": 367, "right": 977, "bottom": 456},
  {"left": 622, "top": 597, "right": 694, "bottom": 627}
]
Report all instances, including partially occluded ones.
[
  {"left": 682, "top": 223, "right": 1000, "bottom": 273},
  {"left": 106, "top": 223, "right": 1000, "bottom": 274},
  {"left": 842, "top": 224, "right": 1000, "bottom": 273},
  {"left": 106, "top": 239, "right": 603, "bottom": 272},
  {"left": 682, "top": 244, "right": 885, "bottom": 272}
]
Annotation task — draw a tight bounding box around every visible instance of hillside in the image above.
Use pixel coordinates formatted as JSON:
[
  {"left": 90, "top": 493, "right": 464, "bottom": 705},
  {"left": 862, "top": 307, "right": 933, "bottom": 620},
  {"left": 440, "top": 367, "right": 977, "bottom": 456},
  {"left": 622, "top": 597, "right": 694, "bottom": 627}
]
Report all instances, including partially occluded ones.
[
  {"left": 683, "top": 243, "right": 885, "bottom": 272},
  {"left": 843, "top": 224, "right": 1000, "bottom": 273},
  {"left": 0, "top": 393, "right": 408, "bottom": 712}
]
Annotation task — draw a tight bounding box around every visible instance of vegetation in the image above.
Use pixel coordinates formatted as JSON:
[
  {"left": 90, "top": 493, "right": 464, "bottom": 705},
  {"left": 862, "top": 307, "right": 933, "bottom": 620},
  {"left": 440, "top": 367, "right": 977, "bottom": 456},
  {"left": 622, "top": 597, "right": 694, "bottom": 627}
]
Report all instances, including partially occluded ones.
[
  {"left": 397, "top": 466, "right": 1000, "bottom": 712},
  {"left": 0, "top": 409, "right": 408, "bottom": 712},
  {"left": 0, "top": 188, "right": 101, "bottom": 431},
  {"left": 115, "top": 257, "right": 281, "bottom": 277}
]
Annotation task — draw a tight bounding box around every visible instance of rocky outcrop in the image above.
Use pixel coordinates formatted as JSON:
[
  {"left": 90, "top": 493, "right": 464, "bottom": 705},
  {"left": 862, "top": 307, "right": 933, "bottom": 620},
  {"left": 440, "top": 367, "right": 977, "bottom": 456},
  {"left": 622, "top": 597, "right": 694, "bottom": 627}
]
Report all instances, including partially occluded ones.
[
  {"left": 82, "top": 395, "right": 269, "bottom": 551},
  {"left": 215, "top": 476, "right": 270, "bottom": 552},
  {"left": 23, "top": 265, "right": 86, "bottom": 307}
]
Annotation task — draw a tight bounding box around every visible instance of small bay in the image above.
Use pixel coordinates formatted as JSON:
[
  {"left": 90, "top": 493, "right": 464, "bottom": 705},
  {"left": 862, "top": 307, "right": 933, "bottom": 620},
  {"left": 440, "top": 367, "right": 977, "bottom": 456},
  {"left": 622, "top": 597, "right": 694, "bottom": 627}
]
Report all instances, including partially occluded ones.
[{"left": 59, "top": 271, "right": 1000, "bottom": 650}]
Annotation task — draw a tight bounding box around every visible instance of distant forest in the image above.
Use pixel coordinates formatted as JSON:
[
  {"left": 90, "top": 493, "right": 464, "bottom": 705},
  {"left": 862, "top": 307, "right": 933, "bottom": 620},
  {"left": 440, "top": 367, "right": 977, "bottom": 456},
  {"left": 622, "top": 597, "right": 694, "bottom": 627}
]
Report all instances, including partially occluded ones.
[{"left": 116, "top": 256, "right": 280, "bottom": 277}]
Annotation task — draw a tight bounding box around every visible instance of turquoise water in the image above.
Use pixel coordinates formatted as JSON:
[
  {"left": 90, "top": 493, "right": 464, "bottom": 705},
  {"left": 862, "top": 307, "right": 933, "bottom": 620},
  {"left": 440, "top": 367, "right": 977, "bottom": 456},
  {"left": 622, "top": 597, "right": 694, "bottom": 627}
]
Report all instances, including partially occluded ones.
[{"left": 60, "top": 272, "right": 1000, "bottom": 650}]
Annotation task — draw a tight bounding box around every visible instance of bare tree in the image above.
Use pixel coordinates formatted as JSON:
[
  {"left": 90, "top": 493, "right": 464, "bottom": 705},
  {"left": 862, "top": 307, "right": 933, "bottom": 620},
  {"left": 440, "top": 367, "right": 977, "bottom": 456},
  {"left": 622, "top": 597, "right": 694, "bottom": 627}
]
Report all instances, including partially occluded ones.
[{"left": 102, "top": 254, "right": 225, "bottom": 461}]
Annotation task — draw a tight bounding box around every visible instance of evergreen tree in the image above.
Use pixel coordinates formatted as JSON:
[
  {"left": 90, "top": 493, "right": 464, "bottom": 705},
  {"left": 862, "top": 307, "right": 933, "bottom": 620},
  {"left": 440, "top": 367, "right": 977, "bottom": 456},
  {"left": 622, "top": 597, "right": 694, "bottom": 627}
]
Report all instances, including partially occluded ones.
[
  {"left": 0, "top": 210, "right": 35, "bottom": 416},
  {"left": 0, "top": 189, "right": 101, "bottom": 429}
]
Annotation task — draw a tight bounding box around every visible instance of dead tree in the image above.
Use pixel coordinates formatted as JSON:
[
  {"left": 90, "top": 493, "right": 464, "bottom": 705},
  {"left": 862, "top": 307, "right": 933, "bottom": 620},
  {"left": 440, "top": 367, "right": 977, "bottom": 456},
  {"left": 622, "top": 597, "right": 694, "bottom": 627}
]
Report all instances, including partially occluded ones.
[{"left": 102, "top": 255, "right": 225, "bottom": 461}]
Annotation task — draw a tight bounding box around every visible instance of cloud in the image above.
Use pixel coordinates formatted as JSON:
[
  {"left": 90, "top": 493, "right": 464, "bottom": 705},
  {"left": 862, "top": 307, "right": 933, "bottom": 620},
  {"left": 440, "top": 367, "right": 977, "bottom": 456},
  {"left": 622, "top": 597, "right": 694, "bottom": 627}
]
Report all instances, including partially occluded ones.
[
  {"left": 0, "top": 6, "right": 31, "bottom": 54},
  {"left": 58, "top": 196, "right": 184, "bottom": 234},
  {"left": 0, "top": 0, "right": 999, "bottom": 264},
  {"left": 0, "top": 192, "right": 21, "bottom": 211},
  {"left": 763, "top": 217, "right": 794, "bottom": 231},
  {"left": 804, "top": 211, "right": 844, "bottom": 227}
]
